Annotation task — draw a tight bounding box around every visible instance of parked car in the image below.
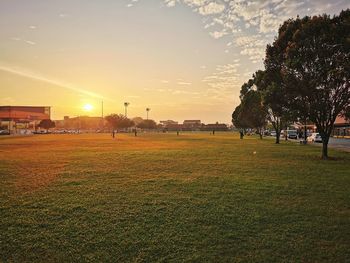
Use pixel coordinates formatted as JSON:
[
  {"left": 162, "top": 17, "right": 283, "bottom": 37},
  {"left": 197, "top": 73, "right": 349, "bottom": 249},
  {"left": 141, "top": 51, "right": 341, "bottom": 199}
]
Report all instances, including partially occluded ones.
[
  {"left": 270, "top": 131, "right": 276, "bottom": 137},
  {"left": 0, "top": 130, "right": 10, "bottom": 135},
  {"left": 33, "top": 130, "right": 50, "bottom": 134},
  {"left": 287, "top": 130, "right": 298, "bottom": 139},
  {"left": 308, "top": 133, "right": 322, "bottom": 143}
]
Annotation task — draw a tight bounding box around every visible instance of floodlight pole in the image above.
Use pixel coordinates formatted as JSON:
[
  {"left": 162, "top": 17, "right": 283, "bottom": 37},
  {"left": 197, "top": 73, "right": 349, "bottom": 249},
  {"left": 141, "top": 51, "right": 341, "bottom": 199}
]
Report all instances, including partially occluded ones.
[
  {"left": 101, "top": 100, "right": 104, "bottom": 131},
  {"left": 146, "top": 108, "right": 150, "bottom": 120},
  {"left": 124, "top": 102, "right": 130, "bottom": 118}
]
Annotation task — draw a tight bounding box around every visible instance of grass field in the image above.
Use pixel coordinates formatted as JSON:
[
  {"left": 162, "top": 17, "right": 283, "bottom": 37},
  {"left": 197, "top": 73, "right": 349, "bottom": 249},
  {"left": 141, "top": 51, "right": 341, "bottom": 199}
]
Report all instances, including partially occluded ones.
[{"left": 0, "top": 133, "right": 349, "bottom": 262}]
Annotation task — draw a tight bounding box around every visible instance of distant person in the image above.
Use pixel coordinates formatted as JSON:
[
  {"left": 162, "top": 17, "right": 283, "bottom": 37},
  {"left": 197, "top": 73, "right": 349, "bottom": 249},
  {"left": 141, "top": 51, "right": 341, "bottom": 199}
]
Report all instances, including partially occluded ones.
[
  {"left": 177, "top": 130, "right": 179, "bottom": 136},
  {"left": 134, "top": 129, "right": 137, "bottom": 137},
  {"left": 213, "top": 130, "right": 215, "bottom": 135},
  {"left": 239, "top": 130, "right": 244, "bottom": 139},
  {"left": 112, "top": 130, "right": 115, "bottom": 138}
]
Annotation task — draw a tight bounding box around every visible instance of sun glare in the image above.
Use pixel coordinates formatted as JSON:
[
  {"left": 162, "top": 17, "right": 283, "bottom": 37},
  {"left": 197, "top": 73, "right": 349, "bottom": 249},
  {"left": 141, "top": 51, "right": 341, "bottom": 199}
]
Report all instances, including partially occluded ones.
[{"left": 83, "top": 104, "right": 93, "bottom": 112}]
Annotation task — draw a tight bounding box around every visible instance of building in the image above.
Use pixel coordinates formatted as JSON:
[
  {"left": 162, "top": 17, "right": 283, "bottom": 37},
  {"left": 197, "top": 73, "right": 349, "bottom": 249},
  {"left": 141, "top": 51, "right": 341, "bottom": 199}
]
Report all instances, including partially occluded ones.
[
  {"left": 160, "top": 120, "right": 178, "bottom": 126},
  {"left": 159, "top": 120, "right": 180, "bottom": 131},
  {"left": 54, "top": 116, "right": 104, "bottom": 131},
  {"left": 0, "top": 106, "right": 51, "bottom": 133},
  {"left": 201, "top": 123, "right": 228, "bottom": 131},
  {"left": 333, "top": 116, "right": 350, "bottom": 137},
  {"left": 182, "top": 120, "right": 201, "bottom": 131}
]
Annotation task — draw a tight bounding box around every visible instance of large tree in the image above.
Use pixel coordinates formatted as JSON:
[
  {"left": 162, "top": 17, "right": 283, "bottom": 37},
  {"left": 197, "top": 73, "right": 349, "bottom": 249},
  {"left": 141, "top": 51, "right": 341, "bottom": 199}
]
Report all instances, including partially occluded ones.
[
  {"left": 254, "top": 70, "right": 293, "bottom": 144},
  {"left": 271, "top": 10, "right": 350, "bottom": 158},
  {"left": 137, "top": 119, "right": 157, "bottom": 130},
  {"left": 38, "top": 119, "right": 55, "bottom": 132},
  {"left": 105, "top": 114, "right": 134, "bottom": 131},
  {"left": 241, "top": 90, "right": 267, "bottom": 139},
  {"left": 232, "top": 104, "right": 249, "bottom": 139},
  {"left": 232, "top": 81, "right": 267, "bottom": 139}
]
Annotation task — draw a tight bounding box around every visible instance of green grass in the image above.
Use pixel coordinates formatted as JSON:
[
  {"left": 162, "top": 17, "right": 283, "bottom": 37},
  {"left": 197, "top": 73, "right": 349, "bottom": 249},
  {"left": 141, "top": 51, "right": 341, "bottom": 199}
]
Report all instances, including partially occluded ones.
[{"left": 0, "top": 133, "right": 349, "bottom": 262}]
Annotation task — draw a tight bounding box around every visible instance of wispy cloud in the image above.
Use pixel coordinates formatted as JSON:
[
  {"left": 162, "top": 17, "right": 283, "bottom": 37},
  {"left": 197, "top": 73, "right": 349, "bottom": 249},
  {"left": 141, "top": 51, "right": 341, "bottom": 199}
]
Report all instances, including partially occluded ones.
[
  {"left": 177, "top": 81, "right": 191, "bottom": 86},
  {"left": 0, "top": 64, "right": 108, "bottom": 100},
  {"left": 25, "top": 40, "right": 36, "bottom": 45},
  {"left": 11, "top": 37, "right": 36, "bottom": 46}
]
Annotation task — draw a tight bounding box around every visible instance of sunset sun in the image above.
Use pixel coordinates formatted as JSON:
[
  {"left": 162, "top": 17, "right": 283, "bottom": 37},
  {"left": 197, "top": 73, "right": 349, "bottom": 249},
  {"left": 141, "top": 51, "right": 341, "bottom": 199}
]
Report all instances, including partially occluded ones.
[
  {"left": 0, "top": 1, "right": 349, "bottom": 261},
  {"left": 83, "top": 104, "right": 93, "bottom": 112}
]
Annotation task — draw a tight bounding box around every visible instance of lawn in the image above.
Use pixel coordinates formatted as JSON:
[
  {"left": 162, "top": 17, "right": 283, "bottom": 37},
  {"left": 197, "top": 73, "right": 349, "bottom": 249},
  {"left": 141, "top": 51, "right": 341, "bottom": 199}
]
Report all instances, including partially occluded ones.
[{"left": 0, "top": 133, "right": 349, "bottom": 262}]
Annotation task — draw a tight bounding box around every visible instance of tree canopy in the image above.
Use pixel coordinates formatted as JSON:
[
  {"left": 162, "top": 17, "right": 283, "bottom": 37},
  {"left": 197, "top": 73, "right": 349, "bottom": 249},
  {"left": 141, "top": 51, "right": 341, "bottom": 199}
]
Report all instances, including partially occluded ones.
[
  {"left": 232, "top": 80, "right": 267, "bottom": 139},
  {"left": 137, "top": 119, "right": 157, "bottom": 130},
  {"left": 233, "top": 9, "right": 350, "bottom": 158},
  {"left": 38, "top": 119, "right": 55, "bottom": 131},
  {"left": 105, "top": 114, "right": 134, "bottom": 130},
  {"left": 273, "top": 10, "right": 350, "bottom": 158}
]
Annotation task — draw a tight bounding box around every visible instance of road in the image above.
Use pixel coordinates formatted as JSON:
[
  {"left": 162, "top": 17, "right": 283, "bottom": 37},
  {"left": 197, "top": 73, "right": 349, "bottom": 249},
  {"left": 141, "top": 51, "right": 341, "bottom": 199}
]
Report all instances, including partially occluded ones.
[
  {"left": 269, "top": 136, "right": 350, "bottom": 152},
  {"left": 325, "top": 137, "right": 350, "bottom": 152},
  {"left": 298, "top": 137, "right": 350, "bottom": 152}
]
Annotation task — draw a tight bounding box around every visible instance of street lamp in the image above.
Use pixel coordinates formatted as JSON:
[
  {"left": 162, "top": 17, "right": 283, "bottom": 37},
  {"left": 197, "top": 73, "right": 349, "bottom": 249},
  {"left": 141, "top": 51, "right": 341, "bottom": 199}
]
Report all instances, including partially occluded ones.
[
  {"left": 124, "top": 102, "right": 130, "bottom": 117},
  {"left": 146, "top": 108, "right": 151, "bottom": 120}
]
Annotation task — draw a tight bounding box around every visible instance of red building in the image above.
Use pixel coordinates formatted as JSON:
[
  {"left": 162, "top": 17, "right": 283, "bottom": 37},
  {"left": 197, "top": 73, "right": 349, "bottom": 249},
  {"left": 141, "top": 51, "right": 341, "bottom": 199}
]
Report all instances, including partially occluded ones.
[
  {"left": 333, "top": 116, "right": 350, "bottom": 137},
  {"left": 0, "top": 106, "right": 51, "bottom": 133}
]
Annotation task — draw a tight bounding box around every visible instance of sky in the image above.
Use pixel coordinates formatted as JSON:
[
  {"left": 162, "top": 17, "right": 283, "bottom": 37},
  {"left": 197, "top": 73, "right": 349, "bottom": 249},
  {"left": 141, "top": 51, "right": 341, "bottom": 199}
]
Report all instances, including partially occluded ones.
[{"left": 0, "top": 0, "right": 349, "bottom": 123}]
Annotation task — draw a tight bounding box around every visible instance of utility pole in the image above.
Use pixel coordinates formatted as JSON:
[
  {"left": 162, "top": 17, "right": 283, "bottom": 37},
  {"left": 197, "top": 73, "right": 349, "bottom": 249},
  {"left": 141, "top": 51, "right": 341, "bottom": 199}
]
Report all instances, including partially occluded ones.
[
  {"left": 101, "top": 100, "right": 104, "bottom": 131},
  {"left": 146, "top": 107, "right": 150, "bottom": 120},
  {"left": 102, "top": 100, "right": 104, "bottom": 119},
  {"left": 124, "top": 102, "right": 130, "bottom": 117}
]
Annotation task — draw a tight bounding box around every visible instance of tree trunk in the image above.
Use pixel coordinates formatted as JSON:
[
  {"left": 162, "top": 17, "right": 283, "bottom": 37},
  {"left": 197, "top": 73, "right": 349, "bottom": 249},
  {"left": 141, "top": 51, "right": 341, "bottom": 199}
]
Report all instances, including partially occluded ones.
[
  {"left": 322, "top": 136, "right": 329, "bottom": 159},
  {"left": 285, "top": 129, "right": 288, "bottom": 141},
  {"left": 275, "top": 132, "right": 280, "bottom": 144}
]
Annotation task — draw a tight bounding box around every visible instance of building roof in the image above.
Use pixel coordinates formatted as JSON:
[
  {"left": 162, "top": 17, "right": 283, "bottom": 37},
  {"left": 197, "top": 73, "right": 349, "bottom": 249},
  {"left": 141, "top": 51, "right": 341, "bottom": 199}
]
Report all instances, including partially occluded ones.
[
  {"left": 335, "top": 115, "right": 350, "bottom": 126},
  {"left": 0, "top": 106, "right": 51, "bottom": 120}
]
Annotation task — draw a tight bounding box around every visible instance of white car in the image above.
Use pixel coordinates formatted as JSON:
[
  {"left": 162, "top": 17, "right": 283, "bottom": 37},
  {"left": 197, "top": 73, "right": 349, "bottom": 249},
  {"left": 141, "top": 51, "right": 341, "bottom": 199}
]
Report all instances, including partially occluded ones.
[{"left": 308, "top": 133, "right": 322, "bottom": 143}]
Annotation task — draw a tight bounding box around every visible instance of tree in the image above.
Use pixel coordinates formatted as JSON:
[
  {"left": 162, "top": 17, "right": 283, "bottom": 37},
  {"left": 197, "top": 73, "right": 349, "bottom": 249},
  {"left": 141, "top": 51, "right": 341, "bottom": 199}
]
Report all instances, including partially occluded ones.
[
  {"left": 342, "top": 105, "right": 350, "bottom": 121},
  {"left": 232, "top": 104, "right": 248, "bottom": 139},
  {"left": 38, "top": 119, "right": 55, "bottom": 132},
  {"left": 137, "top": 119, "right": 157, "bottom": 130},
  {"left": 270, "top": 10, "right": 350, "bottom": 158},
  {"left": 240, "top": 90, "right": 268, "bottom": 139},
  {"left": 132, "top": 117, "right": 144, "bottom": 126},
  {"left": 232, "top": 80, "right": 267, "bottom": 139},
  {"left": 105, "top": 114, "right": 134, "bottom": 131},
  {"left": 254, "top": 70, "right": 293, "bottom": 144}
]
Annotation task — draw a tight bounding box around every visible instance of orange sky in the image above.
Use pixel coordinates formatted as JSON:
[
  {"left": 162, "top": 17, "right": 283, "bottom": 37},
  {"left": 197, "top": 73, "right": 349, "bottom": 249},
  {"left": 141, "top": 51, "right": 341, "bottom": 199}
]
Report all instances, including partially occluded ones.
[{"left": 1, "top": 0, "right": 347, "bottom": 123}]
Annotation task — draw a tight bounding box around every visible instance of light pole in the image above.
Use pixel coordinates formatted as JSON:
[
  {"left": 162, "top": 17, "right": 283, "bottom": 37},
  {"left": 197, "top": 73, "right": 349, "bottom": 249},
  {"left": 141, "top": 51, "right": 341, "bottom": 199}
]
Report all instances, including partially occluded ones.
[
  {"left": 101, "top": 100, "right": 104, "bottom": 131},
  {"left": 124, "top": 102, "right": 130, "bottom": 117},
  {"left": 146, "top": 107, "right": 150, "bottom": 120}
]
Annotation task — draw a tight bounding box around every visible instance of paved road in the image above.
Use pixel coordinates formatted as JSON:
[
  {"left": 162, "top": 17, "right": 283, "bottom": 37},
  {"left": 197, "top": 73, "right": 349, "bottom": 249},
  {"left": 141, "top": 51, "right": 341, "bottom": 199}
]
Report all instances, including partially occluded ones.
[
  {"left": 270, "top": 136, "right": 350, "bottom": 152},
  {"left": 325, "top": 138, "right": 350, "bottom": 152},
  {"left": 300, "top": 138, "right": 350, "bottom": 152}
]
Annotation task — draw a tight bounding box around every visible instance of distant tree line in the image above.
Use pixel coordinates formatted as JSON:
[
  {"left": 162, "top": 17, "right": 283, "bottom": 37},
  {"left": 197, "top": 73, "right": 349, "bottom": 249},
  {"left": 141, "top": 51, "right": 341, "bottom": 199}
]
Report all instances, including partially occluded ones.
[
  {"left": 232, "top": 10, "right": 350, "bottom": 159},
  {"left": 104, "top": 114, "right": 158, "bottom": 132}
]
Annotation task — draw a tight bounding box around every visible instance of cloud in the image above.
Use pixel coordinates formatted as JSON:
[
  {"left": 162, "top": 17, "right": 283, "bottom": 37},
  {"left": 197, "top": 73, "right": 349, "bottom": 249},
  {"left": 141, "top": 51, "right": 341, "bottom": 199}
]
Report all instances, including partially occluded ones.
[
  {"left": 11, "top": 37, "right": 37, "bottom": 46},
  {"left": 209, "top": 30, "right": 227, "bottom": 39},
  {"left": 25, "top": 40, "right": 36, "bottom": 45},
  {"left": 177, "top": 81, "right": 192, "bottom": 85},
  {"left": 198, "top": 2, "right": 225, "bottom": 15},
  {"left": 202, "top": 61, "right": 241, "bottom": 101},
  {"left": 0, "top": 64, "right": 108, "bottom": 100}
]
